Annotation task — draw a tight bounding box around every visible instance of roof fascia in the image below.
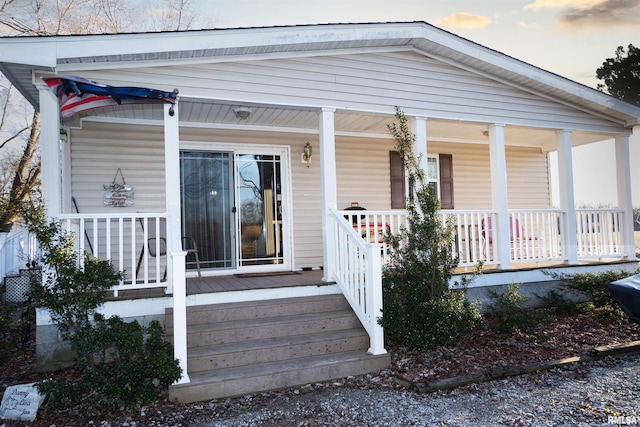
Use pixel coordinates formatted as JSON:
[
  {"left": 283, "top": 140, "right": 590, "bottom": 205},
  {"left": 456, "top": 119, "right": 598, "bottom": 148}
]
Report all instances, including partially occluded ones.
[
  {"left": 55, "top": 45, "right": 415, "bottom": 72},
  {"left": 6, "top": 23, "right": 417, "bottom": 63}
]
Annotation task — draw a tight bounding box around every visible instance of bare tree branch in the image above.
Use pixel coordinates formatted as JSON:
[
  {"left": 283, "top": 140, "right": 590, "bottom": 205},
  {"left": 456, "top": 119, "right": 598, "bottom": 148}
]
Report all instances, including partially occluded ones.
[{"left": 0, "top": 126, "right": 29, "bottom": 150}]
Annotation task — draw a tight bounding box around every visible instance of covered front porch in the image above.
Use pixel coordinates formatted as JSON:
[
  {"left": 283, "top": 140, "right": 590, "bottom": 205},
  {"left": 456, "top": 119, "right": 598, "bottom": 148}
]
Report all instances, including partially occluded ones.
[{"left": 43, "top": 99, "right": 637, "bottom": 387}]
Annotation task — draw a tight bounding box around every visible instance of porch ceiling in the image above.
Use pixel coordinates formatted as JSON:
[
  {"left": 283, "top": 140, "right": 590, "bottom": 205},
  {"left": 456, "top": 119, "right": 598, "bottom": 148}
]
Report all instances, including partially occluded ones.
[{"left": 74, "top": 100, "right": 611, "bottom": 152}]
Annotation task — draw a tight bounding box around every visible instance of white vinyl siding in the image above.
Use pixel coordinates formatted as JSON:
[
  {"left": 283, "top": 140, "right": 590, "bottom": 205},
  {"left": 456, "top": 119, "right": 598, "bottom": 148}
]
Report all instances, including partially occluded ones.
[
  {"left": 70, "top": 122, "right": 550, "bottom": 271},
  {"left": 79, "top": 50, "right": 621, "bottom": 133},
  {"left": 70, "top": 123, "right": 550, "bottom": 268},
  {"left": 431, "top": 142, "right": 550, "bottom": 210},
  {"left": 69, "top": 123, "right": 166, "bottom": 214}
]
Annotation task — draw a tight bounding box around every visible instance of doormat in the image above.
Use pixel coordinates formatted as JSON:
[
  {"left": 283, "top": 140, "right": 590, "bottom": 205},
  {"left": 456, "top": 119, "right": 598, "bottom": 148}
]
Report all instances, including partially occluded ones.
[{"left": 236, "top": 271, "right": 301, "bottom": 278}]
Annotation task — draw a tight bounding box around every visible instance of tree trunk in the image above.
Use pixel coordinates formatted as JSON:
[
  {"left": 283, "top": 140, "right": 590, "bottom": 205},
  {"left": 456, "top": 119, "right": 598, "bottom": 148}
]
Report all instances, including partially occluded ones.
[{"left": 0, "top": 110, "right": 41, "bottom": 231}]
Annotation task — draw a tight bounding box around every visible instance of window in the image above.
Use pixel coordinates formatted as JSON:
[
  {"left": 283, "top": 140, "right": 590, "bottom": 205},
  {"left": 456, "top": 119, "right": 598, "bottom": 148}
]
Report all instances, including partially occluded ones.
[
  {"left": 426, "top": 157, "right": 439, "bottom": 199},
  {"left": 389, "top": 152, "right": 454, "bottom": 209}
]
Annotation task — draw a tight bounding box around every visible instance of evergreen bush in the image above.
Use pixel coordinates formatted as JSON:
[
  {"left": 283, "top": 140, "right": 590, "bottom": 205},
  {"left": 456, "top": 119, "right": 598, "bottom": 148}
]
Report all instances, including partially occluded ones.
[
  {"left": 558, "top": 269, "right": 636, "bottom": 318},
  {"left": 378, "top": 107, "right": 482, "bottom": 351},
  {"left": 485, "top": 283, "right": 550, "bottom": 335},
  {"left": 22, "top": 205, "right": 181, "bottom": 412}
]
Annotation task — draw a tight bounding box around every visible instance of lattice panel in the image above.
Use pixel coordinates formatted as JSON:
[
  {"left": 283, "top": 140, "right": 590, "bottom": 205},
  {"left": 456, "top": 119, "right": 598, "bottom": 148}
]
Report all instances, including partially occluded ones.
[{"left": 4, "top": 269, "right": 40, "bottom": 303}]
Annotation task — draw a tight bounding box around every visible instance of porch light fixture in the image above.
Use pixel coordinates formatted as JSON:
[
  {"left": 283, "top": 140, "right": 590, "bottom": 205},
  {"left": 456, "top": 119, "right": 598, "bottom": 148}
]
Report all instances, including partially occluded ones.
[
  {"left": 59, "top": 129, "right": 68, "bottom": 142},
  {"left": 303, "top": 142, "right": 312, "bottom": 167},
  {"left": 233, "top": 107, "right": 251, "bottom": 120}
]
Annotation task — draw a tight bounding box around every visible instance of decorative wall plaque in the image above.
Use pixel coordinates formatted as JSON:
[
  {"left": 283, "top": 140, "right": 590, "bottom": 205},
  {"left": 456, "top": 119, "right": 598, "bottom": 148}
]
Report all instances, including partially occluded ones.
[{"left": 103, "top": 168, "right": 134, "bottom": 207}]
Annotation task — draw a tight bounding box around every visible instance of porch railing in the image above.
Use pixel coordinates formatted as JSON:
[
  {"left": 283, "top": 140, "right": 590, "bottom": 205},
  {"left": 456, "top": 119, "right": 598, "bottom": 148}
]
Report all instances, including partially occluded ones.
[
  {"left": 59, "top": 212, "right": 169, "bottom": 296},
  {"left": 575, "top": 208, "right": 624, "bottom": 259},
  {"left": 339, "top": 208, "right": 625, "bottom": 268},
  {"left": 0, "top": 224, "right": 38, "bottom": 279},
  {"left": 329, "top": 207, "right": 385, "bottom": 355}
]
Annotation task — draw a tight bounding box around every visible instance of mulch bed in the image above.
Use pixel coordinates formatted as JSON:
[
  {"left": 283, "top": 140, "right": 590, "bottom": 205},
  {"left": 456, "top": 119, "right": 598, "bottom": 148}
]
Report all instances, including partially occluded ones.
[
  {"left": 2, "top": 306, "right": 640, "bottom": 426},
  {"left": 389, "top": 311, "right": 640, "bottom": 387}
]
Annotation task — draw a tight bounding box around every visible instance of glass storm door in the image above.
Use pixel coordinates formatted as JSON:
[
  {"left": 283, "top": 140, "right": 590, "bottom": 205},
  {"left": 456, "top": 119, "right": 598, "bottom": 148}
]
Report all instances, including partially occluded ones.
[
  {"left": 180, "top": 148, "right": 289, "bottom": 272},
  {"left": 236, "top": 153, "right": 284, "bottom": 267},
  {"left": 180, "top": 151, "right": 235, "bottom": 270}
]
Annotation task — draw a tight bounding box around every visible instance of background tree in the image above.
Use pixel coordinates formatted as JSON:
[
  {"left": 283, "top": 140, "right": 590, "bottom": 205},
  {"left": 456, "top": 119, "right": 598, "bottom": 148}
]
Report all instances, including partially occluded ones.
[
  {"left": 596, "top": 44, "right": 640, "bottom": 107},
  {"left": 0, "top": 0, "right": 195, "bottom": 232}
]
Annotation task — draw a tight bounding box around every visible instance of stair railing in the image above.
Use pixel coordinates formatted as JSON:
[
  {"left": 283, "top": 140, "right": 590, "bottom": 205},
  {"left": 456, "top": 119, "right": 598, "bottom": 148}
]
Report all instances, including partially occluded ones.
[
  {"left": 328, "top": 207, "right": 385, "bottom": 355},
  {"left": 0, "top": 224, "right": 38, "bottom": 280}
]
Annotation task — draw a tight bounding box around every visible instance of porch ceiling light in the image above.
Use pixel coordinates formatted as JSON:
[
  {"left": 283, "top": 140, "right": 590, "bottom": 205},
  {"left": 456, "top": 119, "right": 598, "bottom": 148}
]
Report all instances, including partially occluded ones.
[
  {"left": 303, "top": 142, "right": 313, "bottom": 167},
  {"left": 233, "top": 107, "right": 251, "bottom": 120}
]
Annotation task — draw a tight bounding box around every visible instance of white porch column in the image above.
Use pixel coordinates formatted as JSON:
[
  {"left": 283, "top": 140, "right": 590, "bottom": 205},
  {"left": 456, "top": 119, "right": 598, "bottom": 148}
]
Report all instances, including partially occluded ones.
[
  {"left": 164, "top": 102, "right": 190, "bottom": 384},
  {"left": 556, "top": 130, "right": 578, "bottom": 264},
  {"left": 615, "top": 134, "right": 636, "bottom": 259},
  {"left": 319, "top": 108, "right": 337, "bottom": 282},
  {"left": 38, "top": 84, "right": 62, "bottom": 217},
  {"left": 411, "top": 117, "right": 428, "bottom": 174},
  {"left": 164, "top": 102, "right": 182, "bottom": 290},
  {"left": 488, "top": 124, "right": 511, "bottom": 269}
]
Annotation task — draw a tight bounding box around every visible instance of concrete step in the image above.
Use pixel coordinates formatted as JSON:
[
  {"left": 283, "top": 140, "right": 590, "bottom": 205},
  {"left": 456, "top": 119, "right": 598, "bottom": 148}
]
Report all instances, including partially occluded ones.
[
  {"left": 166, "top": 294, "right": 351, "bottom": 326},
  {"left": 169, "top": 350, "right": 391, "bottom": 403},
  {"left": 187, "top": 327, "right": 369, "bottom": 373}
]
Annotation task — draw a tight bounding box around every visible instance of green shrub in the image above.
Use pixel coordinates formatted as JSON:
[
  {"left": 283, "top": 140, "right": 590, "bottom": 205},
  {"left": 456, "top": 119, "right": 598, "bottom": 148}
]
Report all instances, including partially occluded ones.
[
  {"left": 378, "top": 107, "right": 482, "bottom": 350},
  {"left": 535, "top": 288, "right": 578, "bottom": 315},
  {"left": 39, "top": 315, "right": 181, "bottom": 411},
  {"left": 485, "top": 283, "right": 550, "bottom": 335},
  {"left": 557, "top": 269, "right": 635, "bottom": 318},
  {"left": 22, "top": 205, "right": 181, "bottom": 411},
  {"left": 0, "top": 302, "right": 18, "bottom": 363}
]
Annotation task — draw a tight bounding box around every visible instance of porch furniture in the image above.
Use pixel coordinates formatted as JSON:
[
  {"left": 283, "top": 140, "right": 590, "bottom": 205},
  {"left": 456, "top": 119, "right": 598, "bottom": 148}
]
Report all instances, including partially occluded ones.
[
  {"left": 482, "top": 216, "right": 521, "bottom": 244},
  {"left": 136, "top": 218, "right": 202, "bottom": 279}
]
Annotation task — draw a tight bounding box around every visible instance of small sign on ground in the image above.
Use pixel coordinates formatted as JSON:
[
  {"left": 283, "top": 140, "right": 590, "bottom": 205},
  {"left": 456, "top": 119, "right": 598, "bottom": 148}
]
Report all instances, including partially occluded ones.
[{"left": 0, "top": 383, "right": 46, "bottom": 422}]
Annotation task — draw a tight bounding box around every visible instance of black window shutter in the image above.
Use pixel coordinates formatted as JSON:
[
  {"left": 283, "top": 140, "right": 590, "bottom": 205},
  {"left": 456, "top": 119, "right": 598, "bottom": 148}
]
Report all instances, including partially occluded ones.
[
  {"left": 389, "top": 151, "right": 406, "bottom": 209},
  {"left": 439, "top": 153, "right": 454, "bottom": 209}
]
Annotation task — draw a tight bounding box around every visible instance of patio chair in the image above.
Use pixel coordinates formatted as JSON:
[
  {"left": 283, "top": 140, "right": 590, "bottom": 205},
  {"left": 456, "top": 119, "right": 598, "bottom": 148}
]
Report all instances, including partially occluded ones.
[
  {"left": 135, "top": 218, "right": 202, "bottom": 279},
  {"left": 482, "top": 216, "right": 521, "bottom": 244}
]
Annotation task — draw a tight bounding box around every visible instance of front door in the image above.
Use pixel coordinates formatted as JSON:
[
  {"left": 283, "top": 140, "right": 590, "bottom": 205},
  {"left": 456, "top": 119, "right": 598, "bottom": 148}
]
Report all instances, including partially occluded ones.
[{"left": 180, "top": 146, "right": 290, "bottom": 273}]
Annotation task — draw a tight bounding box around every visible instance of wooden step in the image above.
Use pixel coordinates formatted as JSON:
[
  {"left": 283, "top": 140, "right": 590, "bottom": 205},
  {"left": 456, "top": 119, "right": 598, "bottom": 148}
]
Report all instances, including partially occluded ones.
[
  {"left": 173, "top": 309, "right": 361, "bottom": 348},
  {"left": 166, "top": 294, "right": 390, "bottom": 403},
  {"left": 169, "top": 350, "right": 390, "bottom": 403},
  {"left": 187, "top": 328, "right": 369, "bottom": 373},
  {"left": 166, "top": 294, "right": 351, "bottom": 326}
]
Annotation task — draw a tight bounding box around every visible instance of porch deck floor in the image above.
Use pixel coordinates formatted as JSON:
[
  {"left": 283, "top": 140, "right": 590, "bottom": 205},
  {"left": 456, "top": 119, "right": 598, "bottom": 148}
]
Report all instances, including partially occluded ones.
[
  {"left": 109, "top": 269, "right": 330, "bottom": 300},
  {"left": 109, "top": 258, "right": 636, "bottom": 301},
  {"left": 186, "top": 269, "right": 329, "bottom": 294}
]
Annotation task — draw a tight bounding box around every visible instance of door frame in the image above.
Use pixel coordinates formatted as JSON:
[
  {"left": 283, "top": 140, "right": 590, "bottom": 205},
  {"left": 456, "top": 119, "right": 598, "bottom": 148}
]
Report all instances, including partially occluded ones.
[{"left": 180, "top": 141, "right": 294, "bottom": 275}]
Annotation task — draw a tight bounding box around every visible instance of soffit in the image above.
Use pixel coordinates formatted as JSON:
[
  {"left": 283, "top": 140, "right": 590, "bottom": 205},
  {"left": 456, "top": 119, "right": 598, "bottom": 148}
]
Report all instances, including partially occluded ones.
[{"left": 73, "top": 100, "right": 607, "bottom": 152}]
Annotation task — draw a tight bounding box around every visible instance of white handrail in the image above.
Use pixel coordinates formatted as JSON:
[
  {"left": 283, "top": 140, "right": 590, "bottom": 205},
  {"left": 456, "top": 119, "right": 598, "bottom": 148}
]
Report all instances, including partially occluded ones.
[
  {"left": 329, "top": 207, "right": 385, "bottom": 355},
  {"left": 340, "top": 209, "right": 575, "bottom": 267}
]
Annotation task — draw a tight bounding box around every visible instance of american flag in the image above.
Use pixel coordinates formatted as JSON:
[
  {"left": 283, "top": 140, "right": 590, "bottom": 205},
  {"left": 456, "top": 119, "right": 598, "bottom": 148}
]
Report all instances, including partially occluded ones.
[{"left": 43, "top": 75, "right": 178, "bottom": 119}]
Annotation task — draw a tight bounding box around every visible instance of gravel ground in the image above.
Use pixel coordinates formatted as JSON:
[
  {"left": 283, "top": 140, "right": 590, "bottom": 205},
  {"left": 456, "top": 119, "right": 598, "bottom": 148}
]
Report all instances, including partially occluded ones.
[{"left": 187, "top": 354, "right": 640, "bottom": 427}]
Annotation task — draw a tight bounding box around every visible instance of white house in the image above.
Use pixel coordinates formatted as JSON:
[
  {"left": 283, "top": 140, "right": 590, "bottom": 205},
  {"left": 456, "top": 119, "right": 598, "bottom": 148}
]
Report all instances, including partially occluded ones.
[{"left": 1, "top": 22, "right": 639, "bottom": 403}]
